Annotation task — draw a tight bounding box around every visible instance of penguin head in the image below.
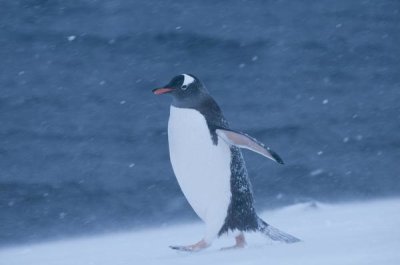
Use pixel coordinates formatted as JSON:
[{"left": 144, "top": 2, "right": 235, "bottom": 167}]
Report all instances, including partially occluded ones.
[{"left": 152, "top": 74, "right": 208, "bottom": 104}]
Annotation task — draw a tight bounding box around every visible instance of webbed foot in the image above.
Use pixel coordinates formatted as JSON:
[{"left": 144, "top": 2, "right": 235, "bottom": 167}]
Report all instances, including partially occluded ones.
[{"left": 170, "top": 239, "right": 209, "bottom": 252}]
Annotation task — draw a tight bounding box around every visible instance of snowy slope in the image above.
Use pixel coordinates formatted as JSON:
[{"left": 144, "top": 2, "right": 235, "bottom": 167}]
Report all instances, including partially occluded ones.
[{"left": 1, "top": 199, "right": 399, "bottom": 265}]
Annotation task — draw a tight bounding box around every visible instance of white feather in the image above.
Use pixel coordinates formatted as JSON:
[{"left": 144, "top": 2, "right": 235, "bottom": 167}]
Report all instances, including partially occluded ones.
[
  {"left": 181, "top": 74, "right": 195, "bottom": 87},
  {"left": 168, "top": 106, "right": 232, "bottom": 242}
]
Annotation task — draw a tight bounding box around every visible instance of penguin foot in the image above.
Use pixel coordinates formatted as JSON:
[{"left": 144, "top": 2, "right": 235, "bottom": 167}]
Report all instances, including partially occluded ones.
[
  {"left": 220, "top": 233, "right": 246, "bottom": 251},
  {"left": 170, "top": 239, "right": 209, "bottom": 252}
]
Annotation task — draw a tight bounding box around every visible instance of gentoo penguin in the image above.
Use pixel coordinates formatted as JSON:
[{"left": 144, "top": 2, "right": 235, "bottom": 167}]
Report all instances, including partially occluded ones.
[{"left": 153, "top": 74, "right": 300, "bottom": 251}]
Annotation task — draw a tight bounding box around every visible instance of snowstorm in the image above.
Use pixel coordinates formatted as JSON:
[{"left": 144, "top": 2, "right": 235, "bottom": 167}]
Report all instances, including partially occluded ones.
[{"left": 0, "top": 1, "right": 399, "bottom": 264}]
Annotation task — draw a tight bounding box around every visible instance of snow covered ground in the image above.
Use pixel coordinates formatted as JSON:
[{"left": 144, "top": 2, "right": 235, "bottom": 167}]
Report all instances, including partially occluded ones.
[{"left": 1, "top": 198, "right": 399, "bottom": 265}]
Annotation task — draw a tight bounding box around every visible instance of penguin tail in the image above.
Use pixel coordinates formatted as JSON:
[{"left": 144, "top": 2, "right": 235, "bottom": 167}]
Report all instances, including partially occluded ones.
[{"left": 257, "top": 217, "right": 301, "bottom": 243}]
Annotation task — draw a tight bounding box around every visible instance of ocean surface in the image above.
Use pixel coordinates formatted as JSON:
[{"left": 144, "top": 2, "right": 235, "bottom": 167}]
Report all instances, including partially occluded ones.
[{"left": 0, "top": 0, "right": 399, "bottom": 246}]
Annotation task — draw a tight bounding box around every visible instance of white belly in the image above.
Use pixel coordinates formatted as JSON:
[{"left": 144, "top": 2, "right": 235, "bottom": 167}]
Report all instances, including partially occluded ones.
[{"left": 168, "top": 106, "right": 232, "bottom": 226}]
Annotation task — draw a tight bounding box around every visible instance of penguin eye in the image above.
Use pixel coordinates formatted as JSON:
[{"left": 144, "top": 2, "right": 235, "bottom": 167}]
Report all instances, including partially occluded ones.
[{"left": 181, "top": 85, "right": 188, "bottom": 90}]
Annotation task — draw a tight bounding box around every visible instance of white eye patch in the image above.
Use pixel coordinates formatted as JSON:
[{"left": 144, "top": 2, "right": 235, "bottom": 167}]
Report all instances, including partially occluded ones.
[{"left": 181, "top": 74, "right": 195, "bottom": 87}]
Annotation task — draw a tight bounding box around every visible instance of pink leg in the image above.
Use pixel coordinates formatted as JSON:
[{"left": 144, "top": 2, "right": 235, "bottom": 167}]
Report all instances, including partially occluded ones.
[
  {"left": 221, "top": 233, "right": 247, "bottom": 250},
  {"left": 170, "top": 239, "right": 210, "bottom": 252}
]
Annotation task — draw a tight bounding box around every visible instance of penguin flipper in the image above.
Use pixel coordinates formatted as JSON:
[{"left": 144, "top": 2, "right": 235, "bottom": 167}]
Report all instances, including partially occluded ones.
[{"left": 215, "top": 128, "right": 284, "bottom": 164}]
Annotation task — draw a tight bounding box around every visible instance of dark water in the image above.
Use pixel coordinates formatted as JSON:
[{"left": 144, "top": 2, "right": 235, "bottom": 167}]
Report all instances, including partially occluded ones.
[{"left": 0, "top": 0, "right": 399, "bottom": 246}]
